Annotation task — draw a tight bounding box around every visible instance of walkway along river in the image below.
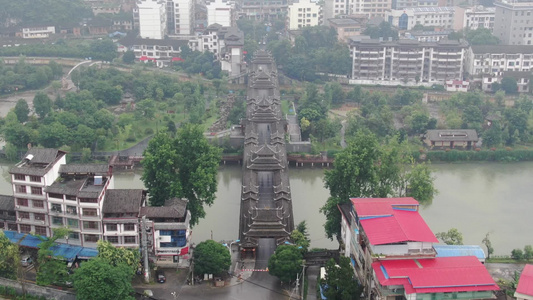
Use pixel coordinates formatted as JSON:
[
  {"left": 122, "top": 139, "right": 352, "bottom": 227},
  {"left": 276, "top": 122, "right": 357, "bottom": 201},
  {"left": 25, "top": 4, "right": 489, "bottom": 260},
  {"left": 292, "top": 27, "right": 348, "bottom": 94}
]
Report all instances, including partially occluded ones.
[{"left": 1, "top": 162, "right": 532, "bottom": 256}]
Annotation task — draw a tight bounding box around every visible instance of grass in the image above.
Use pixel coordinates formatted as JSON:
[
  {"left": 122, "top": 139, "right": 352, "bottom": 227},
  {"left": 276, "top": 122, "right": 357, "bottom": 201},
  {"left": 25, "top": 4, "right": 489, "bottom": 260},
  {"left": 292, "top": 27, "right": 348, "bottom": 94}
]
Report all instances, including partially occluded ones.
[{"left": 281, "top": 100, "right": 292, "bottom": 115}]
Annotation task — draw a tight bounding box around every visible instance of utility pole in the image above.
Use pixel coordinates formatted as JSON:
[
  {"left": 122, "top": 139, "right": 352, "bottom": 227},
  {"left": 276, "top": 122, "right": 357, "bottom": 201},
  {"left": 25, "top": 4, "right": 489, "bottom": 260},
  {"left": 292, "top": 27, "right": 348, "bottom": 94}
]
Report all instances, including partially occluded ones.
[
  {"left": 141, "top": 216, "right": 150, "bottom": 283},
  {"left": 295, "top": 272, "right": 300, "bottom": 299}
]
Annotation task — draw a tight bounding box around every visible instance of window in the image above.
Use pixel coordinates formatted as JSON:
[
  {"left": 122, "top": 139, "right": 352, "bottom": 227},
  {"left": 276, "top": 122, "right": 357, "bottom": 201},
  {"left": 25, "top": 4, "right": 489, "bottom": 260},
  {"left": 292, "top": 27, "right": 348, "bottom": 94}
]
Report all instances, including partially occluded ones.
[
  {"left": 31, "top": 187, "right": 42, "bottom": 195},
  {"left": 83, "top": 221, "right": 99, "bottom": 230},
  {"left": 66, "top": 206, "right": 76, "bottom": 215},
  {"left": 52, "top": 216, "right": 64, "bottom": 225},
  {"left": 68, "top": 232, "right": 79, "bottom": 240},
  {"left": 80, "top": 198, "right": 98, "bottom": 203},
  {"left": 107, "top": 236, "right": 119, "bottom": 244},
  {"left": 51, "top": 204, "right": 62, "bottom": 213},
  {"left": 106, "top": 224, "right": 118, "bottom": 231},
  {"left": 16, "top": 185, "right": 26, "bottom": 193},
  {"left": 84, "top": 234, "right": 99, "bottom": 243},
  {"left": 82, "top": 208, "right": 97, "bottom": 217},
  {"left": 34, "top": 213, "right": 45, "bottom": 221},
  {"left": 17, "top": 198, "right": 28, "bottom": 206},
  {"left": 35, "top": 226, "right": 47, "bottom": 236},
  {"left": 14, "top": 174, "right": 25, "bottom": 181},
  {"left": 124, "top": 223, "right": 136, "bottom": 231},
  {"left": 8, "top": 223, "right": 17, "bottom": 231},
  {"left": 66, "top": 195, "right": 76, "bottom": 201},
  {"left": 32, "top": 200, "right": 44, "bottom": 208},
  {"left": 20, "top": 224, "right": 31, "bottom": 233},
  {"left": 49, "top": 193, "right": 63, "bottom": 199},
  {"left": 18, "top": 211, "right": 30, "bottom": 219},
  {"left": 124, "top": 236, "right": 137, "bottom": 244},
  {"left": 159, "top": 230, "right": 187, "bottom": 247},
  {"left": 67, "top": 218, "right": 79, "bottom": 228},
  {"left": 30, "top": 176, "right": 40, "bottom": 182}
]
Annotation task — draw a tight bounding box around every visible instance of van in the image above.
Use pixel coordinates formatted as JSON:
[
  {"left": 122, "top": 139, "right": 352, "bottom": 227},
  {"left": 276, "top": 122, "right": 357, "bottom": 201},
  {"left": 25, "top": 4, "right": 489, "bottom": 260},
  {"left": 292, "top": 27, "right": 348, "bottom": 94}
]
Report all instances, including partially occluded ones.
[
  {"left": 21, "top": 255, "right": 33, "bottom": 267},
  {"left": 156, "top": 270, "right": 166, "bottom": 283}
]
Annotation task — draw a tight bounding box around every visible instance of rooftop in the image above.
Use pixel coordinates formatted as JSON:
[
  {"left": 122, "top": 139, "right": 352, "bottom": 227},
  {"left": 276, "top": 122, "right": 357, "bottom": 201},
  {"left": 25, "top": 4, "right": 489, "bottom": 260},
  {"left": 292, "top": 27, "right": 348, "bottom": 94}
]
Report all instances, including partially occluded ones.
[
  {"left": 59, "top": 164, "right": 110, "bottom": 175},
  {"left": 471, "top": 45, "right": 533, "bottom": 55},
  {"left": 516, "top": 264, "right": 533, "bottom": 297},
  {"left": 351, "top": 197, "right": 438, "bottom": 245},
  {"left": 433, "top": 244, "right": 486, "bottom": 260},
  {"left": 45, "top": 174, "right": 108, "bottom": 198},
  {"left": 373, "top": 256, "right": 499, "bottom": 294},
  {"left": 426, "top": 129, "right": 479, "bottom": 142},
  {"left": 328, "top": 18, "right": 360, "bottom": 26},
  {"left": 103, "top": 189, "right": 145, "bottom": 214},
  {"left": 10, "top": 148, "right": 67, "bottom": 177},
  {"left": 140, "top": 198, "right": 188, "bottom": 219}
]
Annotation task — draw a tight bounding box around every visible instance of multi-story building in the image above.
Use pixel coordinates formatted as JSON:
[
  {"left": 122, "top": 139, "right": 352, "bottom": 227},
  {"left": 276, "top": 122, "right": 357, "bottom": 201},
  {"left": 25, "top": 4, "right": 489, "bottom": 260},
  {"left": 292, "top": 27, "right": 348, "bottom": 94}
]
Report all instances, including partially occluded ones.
[
  {"left": 22, "top": 26, "right": 56, "bottom": 39},
  {"left": 288, "top": 0, "right": 322, "bottom": 30},
  {"left": 494, "top": 0, "right": 533, "bottom": 45},
  {"left": 350, "top": 38, "right": 468, "bottom": 85},
  {"left": 338, "top": 197, "right": 499, "bottom": 300},
  {"left": 463, "top": 6, "right": 496, "bottom": 32},
  {"left": 405, "top": 29, "right": 453, "bottom": 42},
  {"left": 328, "top": 18, "right": 363, "bottom": 42},
  {"left": 137, "top": 0, "right": 167, "bottom": 39},
  {"left": 118, "top": 35, "right": 188, "bottom": 67},
  {"left": 45, "top": 164, "right": 114, "bottom": 248},
  {"left": 465, "top": 44, "right": 533, "bottom": 90},
  {"left": 207, "top": 0, "right": 236, "bottom": 27},
  {"left": 387, "top": 7, "right": 456, "bottom": 30},
  {"left": 102, "top": 189, "right": 146, "bottom": 248},
  {"left": 140, "top": 198, "right": 192, "bottom": 265},
  {"left": 10, "top": 149, "right": 67, "bottom": 237},
  {"left": 239, "top": 0, "right": 289, "bottom": 20},
  {"left": 167, "top": 0, "right": 196, "bottom": 36},
  {"left": 0, "top": 195, "right": 16, "bottom": 231}
]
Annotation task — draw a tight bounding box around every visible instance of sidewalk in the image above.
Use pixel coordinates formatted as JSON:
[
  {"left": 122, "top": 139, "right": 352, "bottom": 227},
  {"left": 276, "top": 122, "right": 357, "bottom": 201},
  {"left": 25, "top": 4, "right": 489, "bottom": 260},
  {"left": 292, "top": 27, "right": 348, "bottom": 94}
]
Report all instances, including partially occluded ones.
[{"left": 226, "top": 244, "right": 256, "bottom": 286}]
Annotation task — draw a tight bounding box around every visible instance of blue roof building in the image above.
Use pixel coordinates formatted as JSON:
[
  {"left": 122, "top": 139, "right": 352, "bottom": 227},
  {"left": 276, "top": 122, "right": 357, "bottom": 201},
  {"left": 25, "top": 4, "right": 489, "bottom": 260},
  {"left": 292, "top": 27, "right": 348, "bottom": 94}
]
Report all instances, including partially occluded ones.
[{"left": 433, "top": 244, "right": 486, "bottom": 263}]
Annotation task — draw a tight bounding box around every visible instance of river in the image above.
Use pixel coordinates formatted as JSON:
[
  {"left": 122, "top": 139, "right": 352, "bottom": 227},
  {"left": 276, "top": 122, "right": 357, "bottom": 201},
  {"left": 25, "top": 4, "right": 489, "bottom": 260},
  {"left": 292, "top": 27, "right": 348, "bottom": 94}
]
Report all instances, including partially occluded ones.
[{"left": 2, "top": 162, "right": 531, "bottom": 256}]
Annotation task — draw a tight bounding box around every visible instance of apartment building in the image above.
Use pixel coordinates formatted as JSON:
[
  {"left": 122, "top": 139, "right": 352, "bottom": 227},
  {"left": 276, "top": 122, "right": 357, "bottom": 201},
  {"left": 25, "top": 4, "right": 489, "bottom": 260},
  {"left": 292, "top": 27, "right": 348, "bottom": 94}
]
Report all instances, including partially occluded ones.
[
  {"left": 288, "top": 0, "right": 322, "bottom": 30},
  {"left": 463, "top": 6, "right": 496, "bottom": 31},
  {"left": 328, "top": 18, "right": 363, "bottom": 42},
  {"left": 168, "top": 0, "right": 195, "bottom": 36},
  {"left": 239, "top": 0, "right": 289, "bottom": 20},
  {"left": 45, "top": 164, "right": 114, "bottom": 248},
  {"left": 207, "top": 0, "right": 236, "bottom": 27},
  {"left": 137, "top": 0, "right": 167, "bottom": 39},
  {"left": 118, "top": 35, "right": 188, "bottom": 67},
  {"left": 350, "top": 38, "right": 467, "bottom": 86},
  {"left": 22, "top": 26, "right": 56, "bottom": 39},
  {"left": 386, "top": 6, "right": 456, "bottom": 30},
  {"left": 140, "top": 198, "right": 192, "bottom": 265},
  {"left": 338, "top": 197, "right": 499, "bottom": 300},
  {"left": 494, "top": 0, "right": 533, "bottom": 45},
  {"left": 102, "top": 189, "right": 146, "bottom": 248},
  {"left": 10, "top": 149, "right": 67, "bottom": 237},
  {"left": 0, "top": 195, "right": 16, "bottom": 231}
]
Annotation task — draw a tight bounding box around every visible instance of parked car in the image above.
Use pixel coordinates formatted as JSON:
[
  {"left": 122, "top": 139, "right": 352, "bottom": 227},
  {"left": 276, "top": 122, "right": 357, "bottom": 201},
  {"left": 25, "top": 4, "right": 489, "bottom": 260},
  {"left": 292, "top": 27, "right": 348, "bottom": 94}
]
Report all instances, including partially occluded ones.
[
  {"left": 21, "top": 255, "right": 33, "bottom": 267},
  {"left": 156, "top": 270, "right": 166, "bottom": 283}
]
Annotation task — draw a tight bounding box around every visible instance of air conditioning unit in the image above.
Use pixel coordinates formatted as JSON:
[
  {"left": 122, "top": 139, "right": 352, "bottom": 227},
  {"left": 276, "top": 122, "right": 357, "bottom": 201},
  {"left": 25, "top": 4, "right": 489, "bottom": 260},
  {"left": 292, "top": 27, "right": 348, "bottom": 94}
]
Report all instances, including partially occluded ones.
[
  {"left": 17, "top": 218, "right": 22, "bottom": 221},
  {"left": 15, "top": 205, "right": 20, "bottom": 209},
  {"left": 40, "top": 221, "right": 45, "bottom": 225}
]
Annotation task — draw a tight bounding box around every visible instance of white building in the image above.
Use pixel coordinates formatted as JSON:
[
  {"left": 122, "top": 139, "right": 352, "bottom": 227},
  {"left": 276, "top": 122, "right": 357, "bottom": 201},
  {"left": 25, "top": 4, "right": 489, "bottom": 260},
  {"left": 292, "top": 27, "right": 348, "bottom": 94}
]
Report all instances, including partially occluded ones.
[
  {"left": 118, "top": 35, "right": 189, "bottom": 67},
  {"left": 494, "top": 0, "right": 533, "bottom": 46},
  {"left": 102, "top": 190, "right": 146, "bottom": 248},
  {"left": 168, "top": 0, "right": 195, "bottom": 36},
  {"left": 445, "top": 79, "right": 470, "bottom": 92},
  {"left": 137, "top": 0, "right": 167, "bottom": 39},
  {"left": 288, "top": 0, "right": 322, "bottom": 30},
  {"left": 466, "top": 45, "right": 533, "bottom": 77},
  {"left": 463, "top": 6, "right": 495, "bottom": 32},
  {"left": 22, "top": 26, "right": 55, "bottom": 39},
  {"left": 386, "top": 7, "right": 456, "bottom": 31},
  {"left": 324, "top": 0, "right": 391, "bottom": 24},
  {"left": 207, "top": 0, "right": 235, "bottom": 27}
]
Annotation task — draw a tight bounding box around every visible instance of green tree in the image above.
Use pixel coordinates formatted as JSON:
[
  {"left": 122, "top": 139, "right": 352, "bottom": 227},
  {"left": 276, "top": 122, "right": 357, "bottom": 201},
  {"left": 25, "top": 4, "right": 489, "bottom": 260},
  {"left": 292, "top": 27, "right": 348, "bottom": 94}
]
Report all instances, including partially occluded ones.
[
  {"left": 524, "top": 245, "right": 533, "bottom": 261},
  {"left": 122, "top": 51, "right": 136, "bottom": 64},
  {"left": 511, "top": 248, "right": 524, "bottom": 260},
  {"left": 483, "top": 121, "right": 503, "bottom": 148},
  {"left": 296, "top": 220, "right": 309, "bottom": 238},
  {"left": 36, "top": 228, "right": 70, "bottom": 286},
  {"left": 268, "top": 245, "right": 303, "bottom": 283},
  {"left": 96, "top": 240, "right": 139, "bottom": 275},
  {"left": 406, "top": 162, "right": 437, "bottom": 203},
  {"left": 290, "top": 230, "right": 310, "bottom": 253},
  {"left": 0, "top": 232, "right": 19, "bottom": 280},
  {"left": 142, "top": 125, "right": 221, "bottom": 226},
  {"left": 72, "top": 258, "right": 134, "bottom": 300},
  {"left": 3, "top": 143, "right": 19, "bottom": 161},
  {"left": 482, "top": 233, "right": 494, "bottom": 260},
  {"left": 33, "top": 92, "right": 52, "bottom": 119},
  {"left": 14, "top": 99, "right": 30, "bottom": 123},
  {"left": 464, "top": 28, "right": 499, "bottom": 45},
  {"left": 435, "top": 228, "right": 463, "bottom": 245},
  {"left": 501, "top": 77, "right": 518, "bottom": 94},
  {"left": 38, "top": 122, "right": 70, "bottom": 148},
  {"left": 193, "top": 240, "right": 231, "bottom": 276},
  {"left": 323, "top": 257, "right": 362, "bottom": 300},
  {"left": 362, "top": 22, "right": 399, "bottom": 40}
]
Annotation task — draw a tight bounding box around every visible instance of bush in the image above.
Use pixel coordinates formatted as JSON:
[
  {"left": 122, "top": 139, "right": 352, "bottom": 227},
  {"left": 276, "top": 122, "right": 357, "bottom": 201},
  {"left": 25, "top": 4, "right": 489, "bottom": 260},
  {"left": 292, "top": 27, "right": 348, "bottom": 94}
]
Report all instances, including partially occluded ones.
[
  {"left": 511, "top": 248, "right": 524, "bottom": 260},
  {"left": 145, "top": 128, "right": 154, "bottom": 135}
]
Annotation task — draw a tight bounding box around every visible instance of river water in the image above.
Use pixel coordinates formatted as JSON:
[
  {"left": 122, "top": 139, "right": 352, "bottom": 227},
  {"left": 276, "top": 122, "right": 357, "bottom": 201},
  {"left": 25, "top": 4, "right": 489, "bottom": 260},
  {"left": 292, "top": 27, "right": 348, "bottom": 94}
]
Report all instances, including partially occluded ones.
[{"left": 1, "top": 162, "right": 531, "bottom": 256}]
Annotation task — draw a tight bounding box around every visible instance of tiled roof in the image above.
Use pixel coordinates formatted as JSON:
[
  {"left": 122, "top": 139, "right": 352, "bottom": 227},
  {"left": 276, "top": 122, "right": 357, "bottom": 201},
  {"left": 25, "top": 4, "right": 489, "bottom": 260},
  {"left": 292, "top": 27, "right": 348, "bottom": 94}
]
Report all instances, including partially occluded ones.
[
  {"left": 10, "top": 148, "right": 66, "bottom": 176},
  {"left": 373, "top": 256, "right": 499, "bottom": 294},
  {"left": 103, "top": 189, "right": 145, "bottom": 214},
  {"left": 59, "top": 164, "right": 109, "bottom": 175},
  {"left": 516, "top": 264, "right": 533, "bottom": 296},
  {"left": 140, "top": 198, "right": 187, "bottom": 218}
]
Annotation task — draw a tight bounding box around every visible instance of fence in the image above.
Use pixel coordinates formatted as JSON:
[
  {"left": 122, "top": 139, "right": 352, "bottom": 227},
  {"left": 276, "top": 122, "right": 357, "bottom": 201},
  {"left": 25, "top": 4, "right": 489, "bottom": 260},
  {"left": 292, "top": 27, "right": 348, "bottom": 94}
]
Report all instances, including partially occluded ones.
[{"left": 0, "top": 278, "right": 76, "bottom": 300}]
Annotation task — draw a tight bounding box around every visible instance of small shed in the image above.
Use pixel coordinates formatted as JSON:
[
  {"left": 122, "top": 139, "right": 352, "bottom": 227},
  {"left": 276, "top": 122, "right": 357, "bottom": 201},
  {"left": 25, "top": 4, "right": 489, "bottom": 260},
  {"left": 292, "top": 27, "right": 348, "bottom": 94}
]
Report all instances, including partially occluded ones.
[{"left": 425, "top": 129, "right": 479, "bottom": 149}]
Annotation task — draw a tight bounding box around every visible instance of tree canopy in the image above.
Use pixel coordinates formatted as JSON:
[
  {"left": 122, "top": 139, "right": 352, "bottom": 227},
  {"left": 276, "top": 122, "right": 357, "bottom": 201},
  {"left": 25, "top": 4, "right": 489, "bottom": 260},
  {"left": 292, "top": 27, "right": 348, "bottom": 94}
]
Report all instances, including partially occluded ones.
[
  {"left": 448, "top": 28, "right": 499, "bottom": 45},
  {"left": 321, "top": 130, "right": 437, "bottom": 240},
  {"left": 268, "top": 245, "right": 303, "bottom": 283},
  {"left": 96, "top": 240, "right": 139, "bottom": 275},
  {"left": 0, "top": 232, "right": 19, "bottom": 280},
  {"left": 141, "top": 125, "right": 221, "bottom": 226},
  {"left": 193, "top": 240, "right": 231, "bottom": 276},
  {"left": 362, "top": 22, "right": 399, "bottom": 40},
  {"left": 36, "top": 228, "right": 70, "bottom": 286},
  {"left": 72, "top": 258, "right": 134, "bottom": 300},
  {"left": 322, "top": 257, "right": 362, "bottom": 300},
  {"left": 435, "top": 228, "right": 464, "bottom": 245}
]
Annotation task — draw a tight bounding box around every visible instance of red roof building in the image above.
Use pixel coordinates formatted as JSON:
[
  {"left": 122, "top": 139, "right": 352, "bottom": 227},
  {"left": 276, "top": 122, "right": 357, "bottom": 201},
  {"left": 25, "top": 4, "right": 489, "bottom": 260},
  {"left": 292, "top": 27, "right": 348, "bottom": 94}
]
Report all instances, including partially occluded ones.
[
  {"left": 516, "top": 265, "right": 533, "bottom": 300},
  {"left": 372, "top": 256, "right": 499, "bottom": 297}
]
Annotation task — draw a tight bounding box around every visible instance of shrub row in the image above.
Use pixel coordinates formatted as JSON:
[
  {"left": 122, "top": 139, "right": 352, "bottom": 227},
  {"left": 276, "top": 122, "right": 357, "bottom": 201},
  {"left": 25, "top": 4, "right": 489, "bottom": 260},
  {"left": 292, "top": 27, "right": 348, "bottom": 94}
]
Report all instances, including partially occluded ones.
[
  {"left": 420, "top": 149, "right": 533, "bottom": 162},
  {"left": 0, "top": 285, "right": 47, "bottom": 300}
]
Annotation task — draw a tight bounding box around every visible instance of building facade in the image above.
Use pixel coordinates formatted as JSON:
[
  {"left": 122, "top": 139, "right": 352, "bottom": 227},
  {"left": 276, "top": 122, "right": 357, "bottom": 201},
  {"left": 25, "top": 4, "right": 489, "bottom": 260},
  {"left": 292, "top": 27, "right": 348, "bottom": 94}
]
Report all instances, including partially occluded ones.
[
  {"left": 494, "top": 0, "right": 533, "bottom": 45},
  {"left": 386, "top": 7, "right": 456, "bottom": 31},
  {"left": 137, "top": 0, "right": 168, "bottom": 39},
  {"left": 328, "top": 18, "right": 363, "bottom": 42},
  {"left": 102, "top": 189, "right": 146, "bottom": 248},
  {"left": 168, "top": 0, "right": 195, "bottom": 36},
  {"left": 22, "top": 26, "right": 56, "bottom": 39},
  {"left": 463, "top": 6, "right": 496, "bottom": 32},
  {"left": 288, "top": 0, "right": 322, "bottom": 30},
  {"left": 0, "top": 196, "right": 16, "bottom": 231},
  {"left": 350, "top": 38, "right": 468, "bottom": 86},
  {"left": 119, "top": 35, "right": 188, "bottom": 67},
  {"left": 238, "top": 0, "right": 289, "bottom": 20},
  {"left": 207, "top": 0, "right": 235, "bottom": 27}
]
